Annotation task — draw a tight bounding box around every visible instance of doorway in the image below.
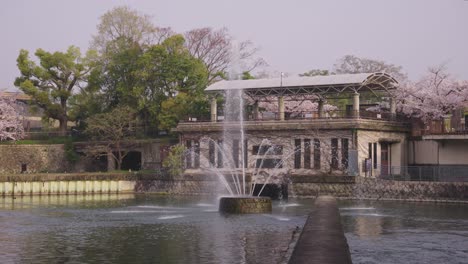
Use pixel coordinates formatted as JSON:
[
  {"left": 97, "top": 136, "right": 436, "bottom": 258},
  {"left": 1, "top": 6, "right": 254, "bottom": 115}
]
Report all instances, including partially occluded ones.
[{"left": 380, "top": 143, "right": 390, "bottom": 176}]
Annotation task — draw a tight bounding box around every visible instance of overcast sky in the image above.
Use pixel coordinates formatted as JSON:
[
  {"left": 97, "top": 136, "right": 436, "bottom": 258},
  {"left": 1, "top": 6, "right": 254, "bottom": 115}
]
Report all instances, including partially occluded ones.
[{"left": 1, "top": 0, "right": 467, "bottom": 90}]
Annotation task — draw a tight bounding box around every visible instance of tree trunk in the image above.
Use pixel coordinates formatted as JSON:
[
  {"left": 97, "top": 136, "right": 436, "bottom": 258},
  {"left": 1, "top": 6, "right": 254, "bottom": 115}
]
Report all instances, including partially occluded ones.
[
  {"left": 59, "top": 117, "right": 68, "bottom": 136},
  {"left": 116, "top": 150, "right": 124, "bottom": 171}
]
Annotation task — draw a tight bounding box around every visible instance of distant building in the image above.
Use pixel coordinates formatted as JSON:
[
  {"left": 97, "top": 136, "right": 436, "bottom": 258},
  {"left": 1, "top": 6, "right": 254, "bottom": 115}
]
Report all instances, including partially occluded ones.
[
  {"left": 408, "top": 104, "right": 468, "bottom": 181},
  {"left": 0, "top": 91, "right": 73, "bottom": 134},
  {"left": 174, "top": 73, "right": 411, "bottom": 181}
]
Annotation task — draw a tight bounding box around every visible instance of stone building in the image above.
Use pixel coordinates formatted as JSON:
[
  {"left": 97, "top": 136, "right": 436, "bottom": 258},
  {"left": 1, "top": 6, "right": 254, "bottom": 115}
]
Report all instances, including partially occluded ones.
[{"left": 175, "top": 73, "right": 410, "bottom": 182}]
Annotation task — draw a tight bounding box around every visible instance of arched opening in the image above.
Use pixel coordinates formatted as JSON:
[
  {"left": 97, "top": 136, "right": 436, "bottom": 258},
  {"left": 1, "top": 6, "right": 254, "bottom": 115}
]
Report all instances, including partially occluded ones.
[{"left": 121, "top": 151, "right": 142, "bottom": 171}]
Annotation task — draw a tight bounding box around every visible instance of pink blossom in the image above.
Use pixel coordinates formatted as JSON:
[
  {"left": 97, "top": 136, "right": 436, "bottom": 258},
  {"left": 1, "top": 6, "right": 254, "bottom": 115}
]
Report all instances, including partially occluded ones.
[{"left": 0, "top": 98, "right": 25, "bottom": 141}]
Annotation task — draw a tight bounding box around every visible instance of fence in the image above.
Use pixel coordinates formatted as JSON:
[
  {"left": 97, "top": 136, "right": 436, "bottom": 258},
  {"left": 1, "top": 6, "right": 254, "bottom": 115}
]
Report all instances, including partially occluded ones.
[
  {"left": 379, "top": 165, "right": 468, "bottom": 182},
  {"left": 184, "top": 110, "right": 405, "bottom": 122}
]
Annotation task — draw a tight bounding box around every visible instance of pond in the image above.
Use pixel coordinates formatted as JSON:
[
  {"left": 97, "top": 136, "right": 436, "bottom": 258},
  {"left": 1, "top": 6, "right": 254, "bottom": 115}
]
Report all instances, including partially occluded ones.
[
  {"left": 0, "top": 195, "right": 310, "bottom": 264},
  {"left": 0, "top": 195, "right": 467, "bottom": 263},
  {"left": 340, "top": 200, "right": 468, "bottom": 264}
]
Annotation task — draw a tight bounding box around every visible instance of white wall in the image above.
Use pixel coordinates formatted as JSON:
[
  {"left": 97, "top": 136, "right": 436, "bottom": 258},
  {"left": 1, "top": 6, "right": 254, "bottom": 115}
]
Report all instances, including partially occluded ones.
[
  {"left": 439, "top": 141, "right": 468, "bottom": 165},
  {"left": 409, "top": 140, "right": 438, "bottom": 164},
  {"left": 409, "top": 140, "right": 468, "bottom": 165}
]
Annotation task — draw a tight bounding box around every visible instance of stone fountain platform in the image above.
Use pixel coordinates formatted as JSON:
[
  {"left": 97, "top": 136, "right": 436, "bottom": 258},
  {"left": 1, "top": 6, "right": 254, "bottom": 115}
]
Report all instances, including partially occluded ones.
[{"left": 219, "top": 196, "right": 272, "bottom": 214}]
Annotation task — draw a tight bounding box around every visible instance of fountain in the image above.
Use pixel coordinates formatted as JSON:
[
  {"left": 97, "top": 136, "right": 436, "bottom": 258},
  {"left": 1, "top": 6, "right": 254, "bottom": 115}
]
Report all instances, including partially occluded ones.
[
  {"left": 183, "top": 60, "right": 302, "bottom": 213},
  {"left": 217, "top": 88, "right": 272, "bottom": 213}
]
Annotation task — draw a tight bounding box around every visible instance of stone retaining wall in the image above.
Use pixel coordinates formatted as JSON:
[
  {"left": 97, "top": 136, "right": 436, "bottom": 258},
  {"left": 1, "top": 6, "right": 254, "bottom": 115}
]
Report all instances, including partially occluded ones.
[
  {"left": 0, "top": 144, "right": 70, "bottom": 174},
  {"left": 290, "top": 177, "right": 468, "bottom": 201},
  {"left": 1, "top": 173, "right": 467, "bottom": 201},
  {"left": 0, "top": 173, "right": 226, "bottom": 196}
]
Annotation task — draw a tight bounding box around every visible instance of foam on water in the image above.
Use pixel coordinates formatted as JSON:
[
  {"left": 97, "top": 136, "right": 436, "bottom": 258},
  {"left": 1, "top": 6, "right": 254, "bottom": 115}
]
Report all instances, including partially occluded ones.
[
  {"left": 203, "top": 209, "right": 218, "bottom": 212},
  {"left": 279, "top": 203, "right": 301, "bottom": 208},
  {"left": 196, "top": 203, "right": 215, "bottom": 207},
  {"left": 110, "top": 210, "right": 175, "bottom": 214},
  {"left": 263, "top": 214, "right": 291, "bottom": 221},
  {"left": 157, "top": 215, "right": 185, "bottom": 220},
  {"left": 137, "top": 205, "right": 190, "bottom": 210},
  {"left": 340, "top": 207, "right": 375, "bottom": 210}
]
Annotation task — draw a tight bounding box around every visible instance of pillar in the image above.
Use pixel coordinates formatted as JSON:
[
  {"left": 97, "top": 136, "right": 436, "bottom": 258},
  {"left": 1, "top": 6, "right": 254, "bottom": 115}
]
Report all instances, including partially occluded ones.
[
  {"left": 352, "top": 93, "right": 360, "bottom": 118},
  {"left": 278, "top": 96, "right": 285, "bottom": 121},
  {"left": 318, "top": 100, "right": 324, "bottom": 118},
  {"left": 210, "top": 97, "right": 217, "bottom": 122},
  {"left": 390, "top": 97, "right": 396, "bottom": 119},
  {"left": 253, "top": 100, "right": 259, "bottom": 120}
]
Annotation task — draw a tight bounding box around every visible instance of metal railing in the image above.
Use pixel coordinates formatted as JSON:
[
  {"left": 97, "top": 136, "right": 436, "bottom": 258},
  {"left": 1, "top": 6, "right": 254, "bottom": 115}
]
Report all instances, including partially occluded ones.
[
  {"left": 379, "top": 165, "right": 468, "bottom": 182},
  {"left": 183, "top": 110, "right": 404, "bottom": 123}
]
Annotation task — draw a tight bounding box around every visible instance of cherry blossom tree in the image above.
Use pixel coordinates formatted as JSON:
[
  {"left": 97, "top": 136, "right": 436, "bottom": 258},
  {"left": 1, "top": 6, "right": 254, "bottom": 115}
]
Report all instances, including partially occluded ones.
[
  {"left": 0, "top": 98, "right": 25, "bottom": 141},
  {"left": 395, "top": 66, "right": 468, "bottom": 121}
]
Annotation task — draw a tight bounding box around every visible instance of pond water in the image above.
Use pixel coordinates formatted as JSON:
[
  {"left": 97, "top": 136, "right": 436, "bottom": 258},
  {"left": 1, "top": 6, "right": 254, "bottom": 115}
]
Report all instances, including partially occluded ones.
[
  {"left": 1, "top": 195, "right": 467, "bottom": 264},
  {"left": 340, "top": 200, "right": 468, "bottom": 264},
  {"left": 0, "top": 194, "right": 310, "bottom": 264}
]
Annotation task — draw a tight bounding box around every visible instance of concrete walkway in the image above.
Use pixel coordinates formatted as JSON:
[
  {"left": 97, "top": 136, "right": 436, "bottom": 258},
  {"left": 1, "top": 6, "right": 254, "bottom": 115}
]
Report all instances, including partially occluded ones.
[{"left": 289, "top": 196, "right": 352, "bottom": 264}]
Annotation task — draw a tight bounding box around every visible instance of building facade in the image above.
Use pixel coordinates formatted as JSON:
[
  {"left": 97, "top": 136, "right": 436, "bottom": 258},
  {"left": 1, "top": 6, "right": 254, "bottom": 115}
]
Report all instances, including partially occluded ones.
[{"left": 175, "top": 73, "right": 411, "bottom": 183}]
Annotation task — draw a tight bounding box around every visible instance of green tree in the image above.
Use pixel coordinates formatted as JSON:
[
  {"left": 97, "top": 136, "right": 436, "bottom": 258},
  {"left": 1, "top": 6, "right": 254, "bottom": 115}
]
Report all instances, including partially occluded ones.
[
  {"left": 95, "top": 35, "right": 208, "bottom": 132},
  {"left": 241, "top": 71, "right": 255, "bottom": 80},
  {"left": 84, "top": 106, "right": 138, "bottom": 170},
  {"left": 15, "top": 46, "right": 96, "bottom": 135},
  {"left": 162, "top": 144, "right": 186, "bottom": 177},
  {"left": 136, "top": 35, "right": 208, "bottom": 131},
  {"left": 158, "top": 92, "right": 209, "bottom": 130},
  {"left": 299, "top": 69, "right": 331, "bottom": 77}
]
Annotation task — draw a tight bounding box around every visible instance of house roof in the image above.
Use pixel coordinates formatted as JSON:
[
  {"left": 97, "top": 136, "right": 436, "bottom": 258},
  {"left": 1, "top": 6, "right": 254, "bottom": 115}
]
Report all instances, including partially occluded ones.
[
  {"left": 205, "top": 72, "right": 398, "bottom": 98},
  {"left": 0, "top": 91, "right": 31, "bottom": 101}
]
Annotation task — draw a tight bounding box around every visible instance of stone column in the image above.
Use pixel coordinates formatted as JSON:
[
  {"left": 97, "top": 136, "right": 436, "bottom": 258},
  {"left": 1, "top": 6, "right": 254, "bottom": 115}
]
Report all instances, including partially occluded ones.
[
  {"left": 352, "top": 93, "right": 360, "bottom": 118},
  {"left": 278, "top": 96, "right": 285, "bottom": 121},
  {"left": 390, "top": 97, "right": 396, "bottom": 120},
  {"left": 210, "top": 97, "right": 217, "bottom": 122},
  {"left": 318, "top": 100, "right": 324, "bottom": 118},
  {"left": 252, "top": 101, "right": 259, "bottom": 120}
]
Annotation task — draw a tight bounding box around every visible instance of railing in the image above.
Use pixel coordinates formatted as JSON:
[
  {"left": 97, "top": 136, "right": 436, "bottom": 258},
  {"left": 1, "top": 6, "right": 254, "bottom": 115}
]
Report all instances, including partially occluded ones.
[
  {"left": 379, "top": 165, "right": 468, "bottom": 182},
  {"left": 183, "top": 110, "right": 405, "bottom": 123},
  {"left": 412, "top": 120, "right": 468, "bottom": 136}
]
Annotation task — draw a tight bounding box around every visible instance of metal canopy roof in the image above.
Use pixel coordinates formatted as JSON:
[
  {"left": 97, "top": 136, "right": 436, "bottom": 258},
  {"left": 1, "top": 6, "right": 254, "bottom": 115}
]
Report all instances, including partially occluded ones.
[{"left": 205, "top": 72, "right": 398, "bottom": 98}]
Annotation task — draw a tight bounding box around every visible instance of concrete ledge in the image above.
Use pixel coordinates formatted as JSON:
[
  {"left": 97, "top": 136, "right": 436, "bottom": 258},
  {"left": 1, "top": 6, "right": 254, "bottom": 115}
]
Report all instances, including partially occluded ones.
[
  {"left": 289, "top": 196, "right": 352, "bottom": 264},
  {"left": 290, "top": 175, "right": 355, "bottom": 184},
  {"left": 0, "top": 173, "right": 140, "bottom": 182},
  {"left": 175, "top": 119, "right": 410, "bottom": 133}
]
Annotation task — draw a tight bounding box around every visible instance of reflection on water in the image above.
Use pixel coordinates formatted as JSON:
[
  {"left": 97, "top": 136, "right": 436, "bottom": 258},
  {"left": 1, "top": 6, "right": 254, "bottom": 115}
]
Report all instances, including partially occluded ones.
[
  {"left": 339, "top": 200, "right": 468, "bottom": 264},
  {"left": 0, "top": 194, "right": 312, "bottom": 264}
]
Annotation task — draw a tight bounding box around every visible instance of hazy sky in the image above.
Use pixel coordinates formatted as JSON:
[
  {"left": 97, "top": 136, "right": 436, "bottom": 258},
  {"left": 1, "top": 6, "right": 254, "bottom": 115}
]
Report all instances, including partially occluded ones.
[{"left": 1, "top": 0, "right": 467, "bottom": 90}]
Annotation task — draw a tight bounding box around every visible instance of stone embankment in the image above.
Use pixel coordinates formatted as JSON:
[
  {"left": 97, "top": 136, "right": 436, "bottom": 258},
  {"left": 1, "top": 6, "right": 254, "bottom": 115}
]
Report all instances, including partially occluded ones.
[
  {"left": 0, "top": 144, "right": 70, "bottom": 174},
  {"left": 289, "top": 196, "right": 352, "bottom": 264},
  {"left": 0, "top": 173, "right": 224, "bottom": 196},
  {"left": 290, "top": 176, "right": 468, "bottom": 202},
  {"left": 1, "top": 172, "right": 467, "bottom": 202}
]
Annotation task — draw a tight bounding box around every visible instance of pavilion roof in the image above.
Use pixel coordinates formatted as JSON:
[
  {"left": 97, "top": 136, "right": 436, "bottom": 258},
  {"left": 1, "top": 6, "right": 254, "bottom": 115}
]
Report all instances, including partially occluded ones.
[{"left": 205, "top": 72, "right": 398, "bottom": 98}]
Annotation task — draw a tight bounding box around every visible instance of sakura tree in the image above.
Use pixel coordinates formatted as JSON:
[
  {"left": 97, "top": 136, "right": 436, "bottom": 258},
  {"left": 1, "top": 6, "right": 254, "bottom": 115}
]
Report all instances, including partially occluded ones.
[
  {"left": 395, "top": 66, "right": 468, "bottom": 122},
  {"left": 257, "top": 97, "right": 337, "bottom": 113},
  {"left": 0, "top": 98, "right": 25, "bottom": 141}
]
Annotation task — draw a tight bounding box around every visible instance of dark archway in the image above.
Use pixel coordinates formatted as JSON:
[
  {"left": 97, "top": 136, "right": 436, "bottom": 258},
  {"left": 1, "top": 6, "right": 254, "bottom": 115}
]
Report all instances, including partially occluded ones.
[{"left": 121, "top": 151, "right": 142, "bottom": 171}]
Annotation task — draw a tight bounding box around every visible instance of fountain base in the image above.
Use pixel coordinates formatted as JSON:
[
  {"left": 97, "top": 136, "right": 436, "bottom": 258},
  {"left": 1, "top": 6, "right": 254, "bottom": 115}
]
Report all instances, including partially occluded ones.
[{"left": 219, "top": 196, "right": 272, "bottom": 214}]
